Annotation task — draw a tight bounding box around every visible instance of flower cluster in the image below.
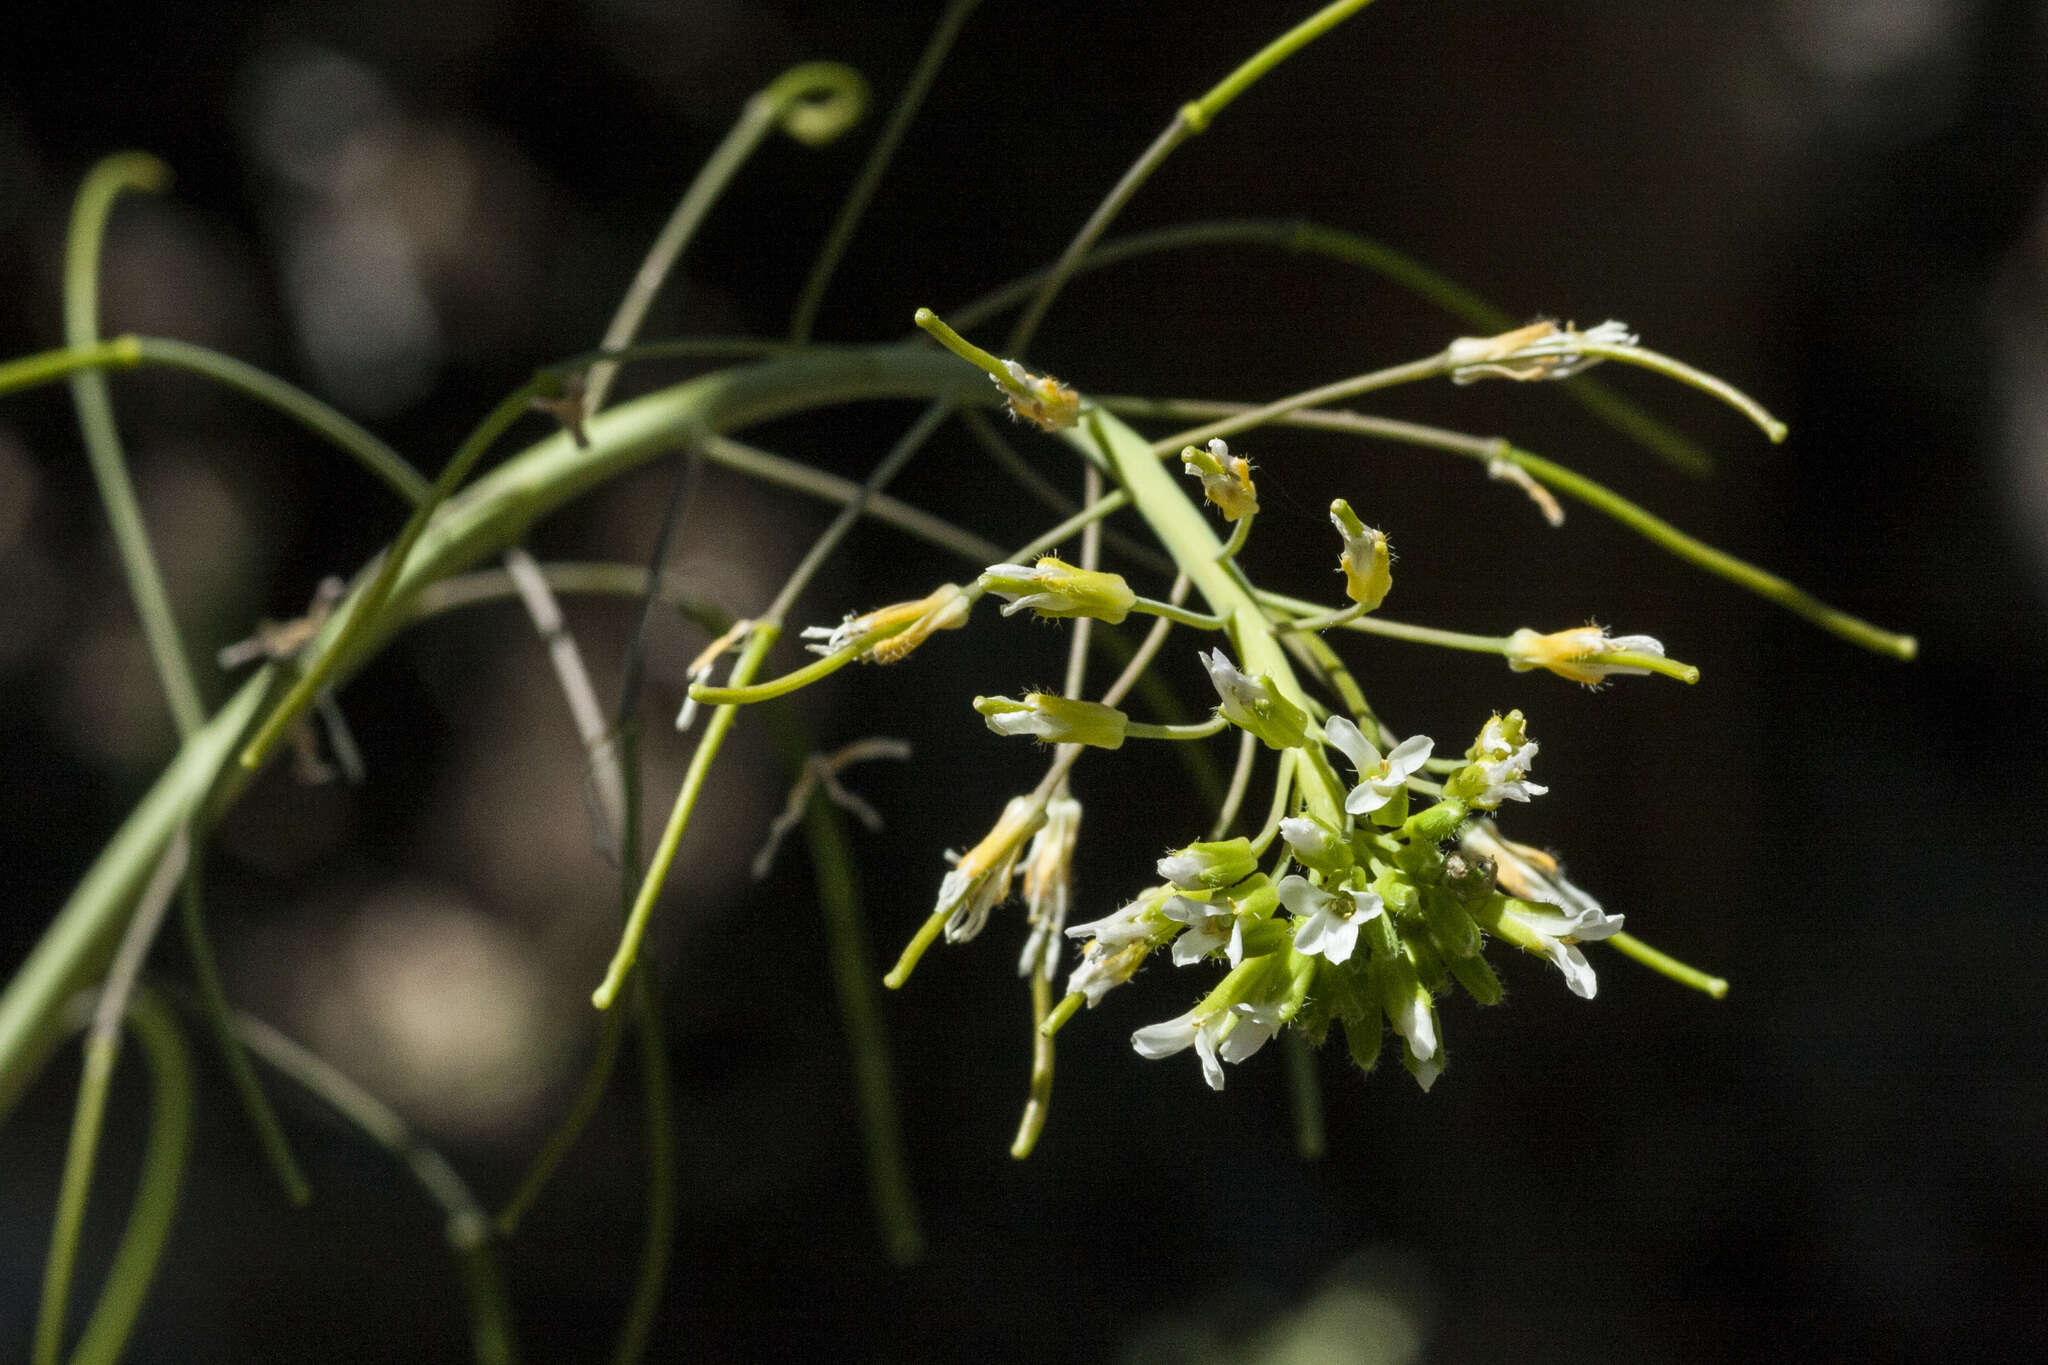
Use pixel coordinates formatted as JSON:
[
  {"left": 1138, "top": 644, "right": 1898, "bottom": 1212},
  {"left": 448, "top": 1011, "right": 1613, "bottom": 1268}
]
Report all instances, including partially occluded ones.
[{"left": 1045, "top": 708, "right": 1619, "bottom": 1094}]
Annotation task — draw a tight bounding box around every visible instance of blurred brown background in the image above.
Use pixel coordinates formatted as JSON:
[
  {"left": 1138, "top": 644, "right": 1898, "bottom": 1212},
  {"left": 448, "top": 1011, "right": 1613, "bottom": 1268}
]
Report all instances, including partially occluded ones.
[{"left": 2, "top": 1, "right": 2045, "bottom": 1360}]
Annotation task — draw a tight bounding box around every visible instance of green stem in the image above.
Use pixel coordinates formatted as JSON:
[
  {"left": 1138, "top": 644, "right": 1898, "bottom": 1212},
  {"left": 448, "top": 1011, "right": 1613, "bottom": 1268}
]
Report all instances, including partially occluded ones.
[
  {"left": 1125, "top": 715, "right": 1228, "bottom": 741},
  {"left": 1555, "top": 341, "right": 1786, "bottom": 443},
  {"left": 65, "top": 153, "right": 204, "bottom": 738},
  {"left": 613, "top": 968, "right": 675, "bottom": 1365},
  {"left": 1113, "top": 396, "right": 1917, "bottom": 660},
  {"left": 585, "top": 62, "right": 868, "bottom": 413},
  {"left": 240, "top": 381, "right": 546, "bottom": 770},
  {"left": 791, "top": 730, "right": 925, "bottom": 1259},
  {"left": 1606, "top": 931, "right": 1729, "bottom": 999},
  {"left": 1283, "top": 1030, "right": 1326, "bottom": 1161},
  {"left": 1010, "top": 972, "right": 1057, "bottom": 1161},
  {"left": 223, "top": 1009, "right": 517, "bottom": 1363},
  {"left": 1129, "top": 596, "right": 1226, "bottom": 630},
  {"left": 34, "top": 829, "right": 190, "bottom": 1365},
  {"left": 495, "top": 1008, "right": 625, "bottom": 1236},
  {"left": 176, "top": 848, "right": 311, "bottom": 1206},
  {"left": 948, "top": 217, "right": 1714, "bottom": 475},
  {"left": 1004, "top": 0, "right": 1378, "bottom": 355},
  {"left": 790, "top": 0, "right": 982, "bottom": 342},
  {"left": 1216, "top": 511, "right": 1254, "bottom": 563},
  {"left": 0, "top": 345, "right": 1019, "bottom": 1122},
  {"left": 595, "top": 627, "right": 778, "bottom": 1010},
  {"left": 1145, "top": 351, "right": 1451, "bottom": 457},
  {"left": 68, "top": 990, "right": 193, "bottom": 1365}
]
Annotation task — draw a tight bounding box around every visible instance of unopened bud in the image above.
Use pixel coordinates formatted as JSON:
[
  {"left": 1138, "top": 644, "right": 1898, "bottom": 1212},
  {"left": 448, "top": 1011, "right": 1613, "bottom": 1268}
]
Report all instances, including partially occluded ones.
[
  {"left": 974, "top": 693, "right": 1128, "bottom": 749},
  {"left": 979, "top": 557, "right": 1136, "bottom": 625}
]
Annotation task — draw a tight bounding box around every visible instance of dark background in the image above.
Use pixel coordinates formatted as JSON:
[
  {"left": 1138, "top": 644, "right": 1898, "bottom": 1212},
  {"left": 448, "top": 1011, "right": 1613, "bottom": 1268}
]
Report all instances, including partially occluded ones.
[{"left": 3, "top": 1, "right": 2045, "bottom": 1360}]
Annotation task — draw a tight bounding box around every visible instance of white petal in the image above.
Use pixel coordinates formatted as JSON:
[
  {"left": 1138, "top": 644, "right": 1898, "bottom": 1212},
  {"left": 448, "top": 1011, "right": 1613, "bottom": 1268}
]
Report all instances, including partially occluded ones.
[
  {"left": 1323, "top": 715, "right": 1380, "bottom": 777},
  {"left": 1275, "top": 874, "right": 1326, "bottom": 918},
  {"left": 1194, "top": 1025, "right": 1227, "bottom": 1090},
  {"left": 1156, "top": 852, "right": 1203, "bottom": 887},
  {"left": 1348, "top": 889, "right": 1385, "bottom": 923},
  {"left": 1171, "top": 926, "right": 1227, "bottom": 966},
  {"left": 1218, "top": 1013, "right": 1280, "bottom": 1065},
  {"left": 1345, "top": 783, "right": 1393, "bottom": 816},
  {"left": 1390, "top": 990, "right": 1438, "bottom": 1061},
  {"left": 1546, "top": 939, "right": 1599, "bottom": 999},
  {"left": 1131, "top": 1014, "right": 1199, "bottom": 1059},
  {"left": 1386, "top": 734, "right": 1435, "bottom": 778},
  {"left": 1321, "top": 915, "right": 1360, "bottom": 965},
  {"left": 1293, "top": 906, "right": 1338, "bottom": 958}
]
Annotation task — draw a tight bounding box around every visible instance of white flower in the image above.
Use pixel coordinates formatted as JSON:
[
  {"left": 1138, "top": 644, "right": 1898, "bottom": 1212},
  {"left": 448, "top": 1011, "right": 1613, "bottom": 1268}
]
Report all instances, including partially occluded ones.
[
  {"left": 1198, "top": 649, "right": 1307, "bottom": 749},
  {"left": 1276, "top": 874, "right": 1382, "bottom": 965},
  {"left": 1155, "top": 838, "right": 1256, "bottom": 892},
  {"left": 1162, "top": 895, "right": 1240, "bottom": 966},
  {"left": 1130, "top": 1000, "right": 1285, "bottom": 1092},
  {"left": 1323, "top": 716, "right": 1433, "bottom": 816},
  {"left": 1499, "top": 899, "right": 1625, "bottom": 999},
  {"left": 1279, "top": 815, "right": 1352, "bottom": 874}
]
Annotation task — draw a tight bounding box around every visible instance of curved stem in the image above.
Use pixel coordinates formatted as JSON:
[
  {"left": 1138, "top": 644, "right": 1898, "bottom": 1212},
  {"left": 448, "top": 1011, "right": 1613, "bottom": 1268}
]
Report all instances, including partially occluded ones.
[
  {"left": 1009, "top": 971, "right": 1057, "bottom": 1161},
  {"left": 1124, "top": 715, "right": 1228, "bottom": 741},
  {"left": 64, "top": 154, "right": 204, "bottom": 738},
  {"left": 68, "top": 989, "right": 192, "bottom": 1365},
  {"left": 790, "top": 0, "right": 982, "bottom": 342},
  {"left": 223, "top": 1008, "right": 518, "bottom": 1363},
  {"left": 33, "top": 830, "right": 189, "bottom": 1365},
  {"left": 585, "top": 62, "right": 867, "bottom": 414}
]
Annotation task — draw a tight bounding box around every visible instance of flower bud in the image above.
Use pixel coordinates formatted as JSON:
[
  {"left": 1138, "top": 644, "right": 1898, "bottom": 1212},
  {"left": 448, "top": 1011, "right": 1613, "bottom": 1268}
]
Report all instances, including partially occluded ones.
[
  {"left": 1279, "top": 815, "right": 1354, "bottom": 877},
  {"left": 1180, "top": 438, "right": 1259, "bottom": 521},
  {"left": 1446, "top": 319, "right": 1637, "bottom": 384},
  {"left": 995, "top": 359, "right": 1080, "bottom": 431},
  {"left": 1443, "top": 710, "right": 1547, "bottom": 810},
  {"left": 936, "top": 795, "right": 1046, "bottom": 944},
  {"left": 979, "top": 557, "right": 1136, "bottom": 625},
  {"left": 1199, "top": 648, "right": 1307, "bottom": 750},
  {"left": 1329, "top": 499, "right": 1392, "bottom": 610},
  {"left": 801, "top": 582, "right": 972, "bottom": 664},
  {"left": 974, "top": 693, "right": 1129, "bottom": 749},
  {"left": 1157, "top": 836, "right": 1258, "bottom": 892},
  {"left": 1505, "top": 625, "right": 1668, "bottom": 686}
]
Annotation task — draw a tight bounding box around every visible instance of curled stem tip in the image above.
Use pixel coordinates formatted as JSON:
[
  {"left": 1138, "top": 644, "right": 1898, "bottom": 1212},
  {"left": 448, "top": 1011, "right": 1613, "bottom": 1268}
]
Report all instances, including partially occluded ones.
[{"left": 756, "top": 62, "right": 869, "bottom": 146}]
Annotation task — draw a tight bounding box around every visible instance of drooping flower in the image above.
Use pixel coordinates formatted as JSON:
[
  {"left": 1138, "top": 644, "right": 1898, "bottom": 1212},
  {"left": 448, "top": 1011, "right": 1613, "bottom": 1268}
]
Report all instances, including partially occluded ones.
[
  {"left": 1130, "top": 999, "right": 1285, "bottom": 1092},
  {"left": 1278, "top": 814, "right": 1354, "bottom": 877},
  {"left": 1497, "top": 897, "right": 1625, "bottom": 1000},
  {"left": 1446, "top": 319, "right": 1638, "bottom": 384},
  {"left": 994, "top": 359, "right": 1081, "bottom": 430},
  {"left": 1275, "top": 874, "right": 1382, "bottom": 965},
  {"left": 1017, "top": 795, "right": 1082, "bottom": 981},
  {"left": 1323, "top": 715, "right": 1433, "bottom": 816},
  {"left": 935, "top": 795, "right": 1045, "bottom": 944},
  {"left": 1506, "top": 625, "right": 1669, "bottom": 687}
]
